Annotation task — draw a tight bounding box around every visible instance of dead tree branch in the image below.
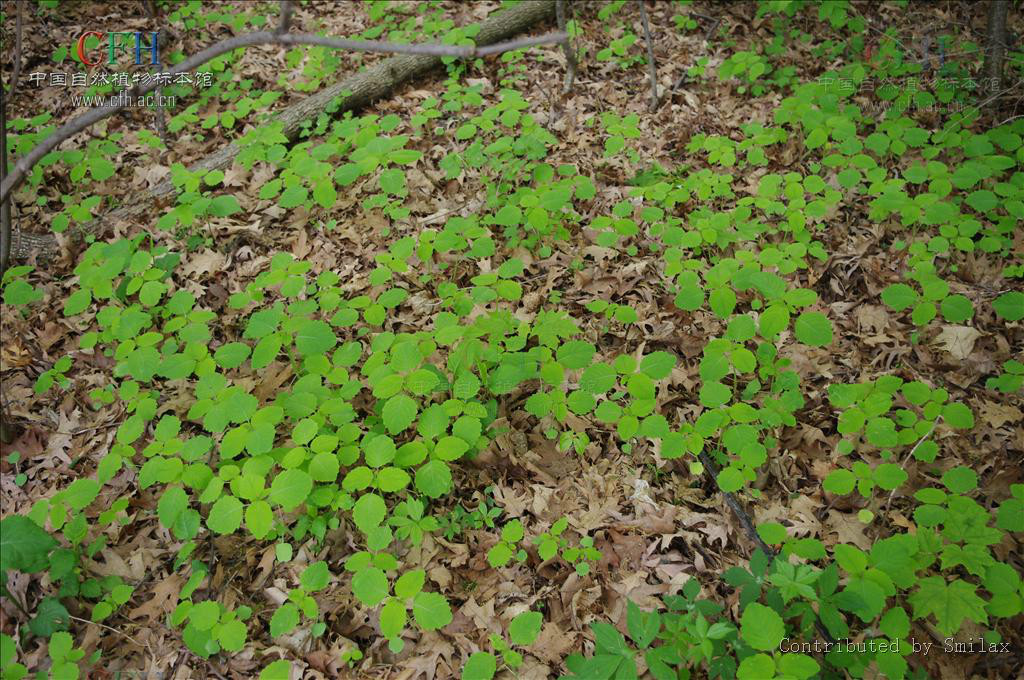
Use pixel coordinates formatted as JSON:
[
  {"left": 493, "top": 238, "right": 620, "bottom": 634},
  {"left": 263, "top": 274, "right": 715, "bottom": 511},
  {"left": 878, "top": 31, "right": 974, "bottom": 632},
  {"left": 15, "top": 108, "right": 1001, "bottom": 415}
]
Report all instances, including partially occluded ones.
[
  {"left": 695, "top": 451, "right": 840, "bottom": 649},
  {"left": 6, "top": 0, "right": 558, "bottom": 260},
  {"left": 0, "top": 26, "right": 565, "bottom": 207}
]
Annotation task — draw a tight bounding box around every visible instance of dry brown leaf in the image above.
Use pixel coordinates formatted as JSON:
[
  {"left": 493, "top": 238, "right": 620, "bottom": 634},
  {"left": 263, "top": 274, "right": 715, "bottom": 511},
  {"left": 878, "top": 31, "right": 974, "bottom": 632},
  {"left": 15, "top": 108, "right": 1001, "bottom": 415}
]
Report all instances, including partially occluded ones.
[
  {"left": 531, "top": 623, "right": 577, "bottom": 664},
  {"left": 825, "top": 510, "right": 872, "bottom": 550},
  {"left": 979, "top": 400, "right": 1023, "bottom": 429},
  {"left": 933, "top": 325, "right": 983, "bottom": 360},
  {"left": 179, "top": 249, "right": 227, "bottom": 280},
  {"left": 127, "top": 574, "right": 184, "bottom": 622}
]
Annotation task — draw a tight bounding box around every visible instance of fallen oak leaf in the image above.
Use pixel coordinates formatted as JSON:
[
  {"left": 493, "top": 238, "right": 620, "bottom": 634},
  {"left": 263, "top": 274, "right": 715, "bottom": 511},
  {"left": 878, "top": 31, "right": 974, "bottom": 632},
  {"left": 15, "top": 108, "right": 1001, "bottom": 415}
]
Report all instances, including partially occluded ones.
[
  {"left": 978, "top": 400, "right": 1023, "bottom": 429},
  {"left": 933, "top": 325, "right": 983, "bottom": 360},
  {"left": 127, "top": 573, "right": 184, "bottom": 622}
]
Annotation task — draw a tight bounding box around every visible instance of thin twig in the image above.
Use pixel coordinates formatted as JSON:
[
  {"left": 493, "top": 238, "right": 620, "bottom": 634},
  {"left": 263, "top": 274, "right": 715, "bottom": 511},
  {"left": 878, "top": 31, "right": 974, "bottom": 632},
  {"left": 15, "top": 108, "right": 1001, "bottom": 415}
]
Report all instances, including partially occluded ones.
[
  {"left": 847, "top": 5, "right": 914, "bottom": 55},
  {"left": 205, "top": 664, "right": 229, "bottom": 680},
  {"left": 1, "top": 67, "right": 11, "bottom": 278},
  {"left": 637, "top": 1, "right": 659, "bottom": 112},
  {"left": 68, "top": 613, "right": 159, "bottom": 672},
  {"left": 2, "top": 585, "right": 31, "bottom": 617},
  {"left": 885, "top": 416, "right": 940, "bottom": 511},
  {"left": 970, "top": 77, "right": 1024, "bottom": 110},
  {"left": 534, "top": 76, "right": 558, "bottom": 128},
  {"left": 704, "top": 17, "right": 721, "bottom": 42},
  {"left": 696, "top": 450, "right": 838, "bottom": 645},
  {"left": 10, "top": 0, "right": 24, "bottom": 97},
  {"left": 555, "top": 0, "right": 577, "bottom": 93},
  {"left": 67, "top": 615, "right": 147, "bottom": 650},
  {"left": 697, "top": 452, "right": 775, "bottom": 556},
  {"left": 0, "top": 29, "right": 567, "bottom": 205}
]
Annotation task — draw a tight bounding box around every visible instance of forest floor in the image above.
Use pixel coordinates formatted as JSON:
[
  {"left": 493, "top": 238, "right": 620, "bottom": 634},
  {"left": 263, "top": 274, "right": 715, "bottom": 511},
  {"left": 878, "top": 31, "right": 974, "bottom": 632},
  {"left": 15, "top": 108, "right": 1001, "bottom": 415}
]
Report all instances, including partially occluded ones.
[{"left": 1, "top": 1, "right": 1022, "bottom": 679}]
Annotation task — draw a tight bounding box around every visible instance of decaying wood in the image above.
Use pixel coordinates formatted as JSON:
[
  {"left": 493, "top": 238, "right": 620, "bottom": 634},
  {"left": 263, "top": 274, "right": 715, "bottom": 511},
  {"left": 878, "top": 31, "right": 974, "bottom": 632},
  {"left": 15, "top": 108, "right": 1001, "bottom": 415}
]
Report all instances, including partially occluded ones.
[{"left": 9, "top": 0, "right": 556, "bottom": 261}]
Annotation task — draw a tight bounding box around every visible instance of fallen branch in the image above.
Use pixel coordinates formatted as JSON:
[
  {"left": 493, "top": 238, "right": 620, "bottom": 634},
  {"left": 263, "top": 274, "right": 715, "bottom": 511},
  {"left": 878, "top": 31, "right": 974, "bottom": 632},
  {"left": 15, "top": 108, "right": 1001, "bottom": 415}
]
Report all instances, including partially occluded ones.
[
  {"left": 696, "top": 451, "right": 775, "bottom": 557},
  {"left": 1, "top": 26, "right": 564, "bottom": 207},
  {"left": 3, "top": 0, "right": 559, "bottom": 261},
  {"left": 971, "top": 76, "right": 1024, "bottom": 110},
  {"left": 703, "top": 16, "right": 721, "bottom": 42}
]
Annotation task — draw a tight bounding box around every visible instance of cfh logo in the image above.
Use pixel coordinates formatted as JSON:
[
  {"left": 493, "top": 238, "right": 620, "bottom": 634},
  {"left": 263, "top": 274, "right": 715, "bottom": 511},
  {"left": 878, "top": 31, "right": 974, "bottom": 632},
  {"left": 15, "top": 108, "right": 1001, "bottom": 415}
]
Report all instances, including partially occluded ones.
[{"left": 75, "top": 31, "right": 160, "bottom": 66}]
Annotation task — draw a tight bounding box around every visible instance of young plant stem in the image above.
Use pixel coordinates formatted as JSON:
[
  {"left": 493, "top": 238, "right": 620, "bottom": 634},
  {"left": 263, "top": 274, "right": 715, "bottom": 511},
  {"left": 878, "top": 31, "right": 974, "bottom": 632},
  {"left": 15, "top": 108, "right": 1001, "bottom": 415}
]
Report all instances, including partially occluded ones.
[{"left": 885, "top": 416, "right": 940, "bottom": 511}]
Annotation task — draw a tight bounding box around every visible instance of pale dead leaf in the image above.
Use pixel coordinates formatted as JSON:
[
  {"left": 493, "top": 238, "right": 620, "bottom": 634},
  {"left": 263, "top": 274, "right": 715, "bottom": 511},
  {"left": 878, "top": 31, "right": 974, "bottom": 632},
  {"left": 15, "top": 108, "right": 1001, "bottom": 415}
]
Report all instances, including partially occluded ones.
[
  {"left": 825, "top": 510, "right": 872, "bottom": 550},
  {"left": 273, "top": 625, "right": 312, "bottom": 656},
  {"left": 226, "top": 163, "right": 257, "bottom": 188},
  {"left": 254, "top": 363, "right": 294, "bottom": 402},
  {"left": 428, "top": 565, "right": 452, "bottom": 590},
  {"left": 390, "top": 632, "right": 453, "bottom": 680},
  {"left": 531, "top": 623, "right": 576, "bottom": 664},
  {"left": 291, "top": 226, "right": 310, "bottom": 259},
  {"left": 458, "top": 597, "right": 503, "bottom": 637},
  {"left": 503, "top": 657, "right": 553, "bottom": 680},
  {"left": 933, "top": 325, "right": 983, "bottom": 360},
  {"left": 855, "top": 304, "right": 890, "bottom": 334},
  {"left": 179, "top": 249, "right": 226, "bottom": 280},
  {"left": 979, "top": 400, "right": 1022, "bottom": 429},
  {"left": 608, "top": 571, "right": 667, "bottom": 611},
  {"left": 43, "top": 409, "right": 81, "bottom": 467}
]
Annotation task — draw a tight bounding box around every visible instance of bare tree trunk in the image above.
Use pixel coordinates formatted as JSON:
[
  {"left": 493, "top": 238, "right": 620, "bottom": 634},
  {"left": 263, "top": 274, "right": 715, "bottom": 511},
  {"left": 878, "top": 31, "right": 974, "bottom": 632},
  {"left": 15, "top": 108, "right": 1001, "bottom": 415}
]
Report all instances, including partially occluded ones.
[{"left": 983, "top": 0, "right": 1010, "bottom": 95}]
